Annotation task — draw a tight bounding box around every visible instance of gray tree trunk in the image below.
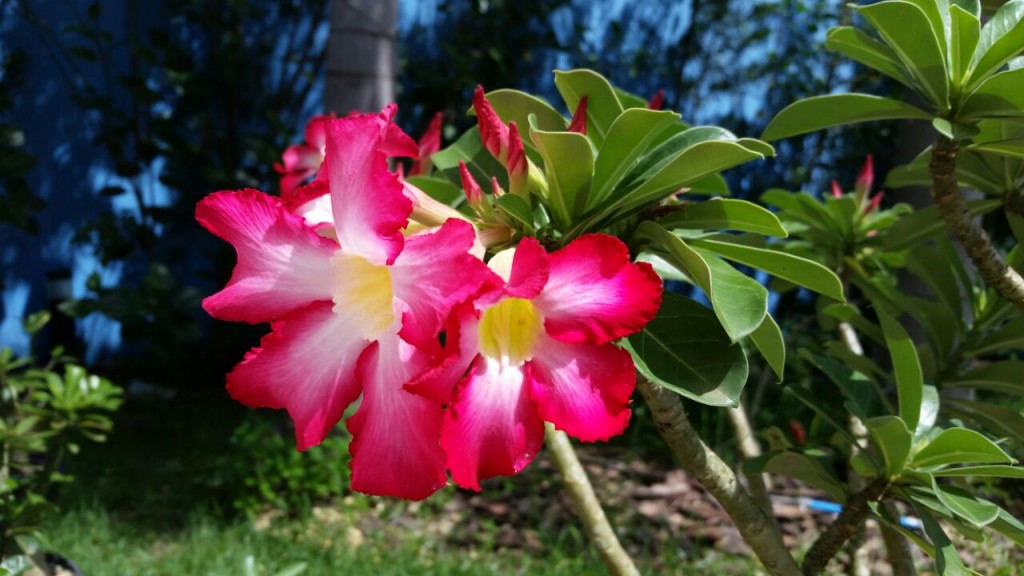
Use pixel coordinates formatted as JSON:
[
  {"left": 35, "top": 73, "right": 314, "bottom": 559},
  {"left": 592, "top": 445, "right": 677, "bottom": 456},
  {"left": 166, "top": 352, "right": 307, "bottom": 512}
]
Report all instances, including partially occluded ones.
[{"left": 325, "top": 0, "right": 398, "bottom": 114}]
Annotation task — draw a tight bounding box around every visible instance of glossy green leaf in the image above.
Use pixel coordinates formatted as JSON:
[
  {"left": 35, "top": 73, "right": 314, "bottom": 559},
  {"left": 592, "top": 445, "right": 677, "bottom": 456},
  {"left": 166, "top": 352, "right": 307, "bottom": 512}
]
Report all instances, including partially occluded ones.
[
  {"left": 761, "top": 94, "right": 932, "bottom": 141},
  {"left": 613, "top": 87, "right": 648, "bottom": 109},
  {"left": 969, "top": 138, "right": 1024, "bottom": 158},
  {"left": 932, "top": 478, "right": 1000, "bottom": 526},
  {"left": 991, "top": 506, "right": 1024, "bottom": 546},
  {"left": 590, "top": 108, "right": 680, "bottom": 208},
  {"left": 878, "top": 310, "right": 924, "bottom": 431},
  {"left": 916, "top": 506, "right": 969, "bottom": 575},
  {"left": 855, "top": 1, "right": 950, "bottom": 108},
  {"left": 951, "top": 0, "right": 981, "bottom": 17},
  {"left": 950, "top": 5, "right": 982, "bottom": 85},
  {"left": 967, "top": 0, "right": 1024, "bottom": 89},
  {"left": 404, "top": 175, "right": 464, "bottom": 207},
  {"left": 761, "top": 188, "right": 841, "bottom": 232},
  {"left": 690, "top": 237, "right": 844, "bottom": 301},
  {"left": 867, "top": 416, "right": 913, "bottom": 478},
  {"left": 763, "top": 452, "right": 846, "bottom": 502},
  {"left": 493, "top": 194, "right": 534, "bottom": 231},
  {"left": 688, "top": 173, "right": 731, "bottom": 196},
  {"left": 825, "top": 26, "right": 916, "bottom": 88},
  {"left": 625, "top": 291, "right": 748, "bottom": 407},
  {"left": 636, "top": 223, "right": 767, "bottom": 342},
  {"left": 911, "top": 427, "right": 1013, "bottom": 468},
  {"left": 821, "top": 304, "right": 885, "bottom": 346},
  {"left": 620, "top": 140, "right": 768, "bottom": 211},
  {"left": 885, "top": 148, "right": 1006, "bottom": 194},
  {"left": 882, "top": 199, "right": 1002, "bottom": 250},
  {"left": 959, "top": 68, "right": 1024, "bottom": 119},
  {"left": 919, "top": 385, "right": 940, "bottom": 438},
  {"left": 553, "top": 69, "right": 623, "bottom": 147},
  {"left": 968, "top": 315, "right": 1024, "bottom": 355},
  {"left": 945, "top": 360, "right": 1024, "bottom": 395},
  {"left": 431, "top": 126, "right": 508, "bottom": 190},
  {"left": 749, "top": 313, "right": 785, "bottom": 382},
  {"left": 800, "top": 351, "right": 881, "bottom": 421},
  {"left": 933, "top": 464, "right": 1024, "bottom": 477},
  {"left": 784, "top": 386, "right": 864, "bottom": 448},
  {"left": 480, "top": 89, "right": 568, "bottom": 133},
  {"left": 528, "top": 119, "right": 593, "bottom": 225},
  {"left": 946, "top": 397, "right": 1024, "bottom": 443},
  {"left": 657, "top": 199, "right": 787, "bottom": 237}
]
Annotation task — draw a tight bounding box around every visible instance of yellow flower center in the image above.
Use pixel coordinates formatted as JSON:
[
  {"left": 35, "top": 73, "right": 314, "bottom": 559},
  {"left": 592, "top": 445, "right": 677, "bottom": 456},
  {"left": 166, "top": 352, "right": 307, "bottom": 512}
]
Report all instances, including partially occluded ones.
[
  {"left": 478, "top": 297, "right": 543, "bottom": 364},
  {"left": 330, "top": 252, "right": 395, "bottom": 340}
]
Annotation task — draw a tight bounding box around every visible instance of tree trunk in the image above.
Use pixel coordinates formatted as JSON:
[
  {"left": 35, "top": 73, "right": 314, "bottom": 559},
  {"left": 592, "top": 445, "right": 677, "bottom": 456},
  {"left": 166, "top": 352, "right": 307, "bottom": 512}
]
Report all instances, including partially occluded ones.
[{"left": 325, "top": 0, "right": 397, "bottom": 114}]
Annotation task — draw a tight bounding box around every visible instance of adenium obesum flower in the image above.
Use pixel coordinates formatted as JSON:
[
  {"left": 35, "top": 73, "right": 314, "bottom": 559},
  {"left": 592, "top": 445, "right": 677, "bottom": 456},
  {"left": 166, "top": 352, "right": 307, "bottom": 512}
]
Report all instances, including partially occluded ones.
[
  {"left": 197, "top": 106, "right": 492, "bottom": 499},
  {"left": 830, "top": 155, "right": 883, "bottom": 215},
  {"left": 567, "top": 96, "right": 588, "bottom": 134},
  {"left": 274, "top": 114, "right": 334, "bottom": 196},
  {"left": 409, "top": 111, "right": 443, "bottom": 177},
  {"left": 413, "top": 235, "right": 663, "bottom": 490},
  {"left": 647, "top": 89, "right": 665, "bottom": 111}
]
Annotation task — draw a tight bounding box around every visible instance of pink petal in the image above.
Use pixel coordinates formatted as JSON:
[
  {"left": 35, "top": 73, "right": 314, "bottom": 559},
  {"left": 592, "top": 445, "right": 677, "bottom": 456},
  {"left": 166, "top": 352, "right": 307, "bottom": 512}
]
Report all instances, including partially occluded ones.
[
  {"left": 280, "top": 143, "right": 324, "bottom": 175},
  {"left": 473, "top": 85, "right": 510, "bottom": 163},
  {"left": 304, "top": 114, "right": 335, "bottom": 151},
  {"left": 647, "top": 89, "right": 665, "bottom": 110},
  {"left": 441, "top": 356, "right": 544, "bottom": 491},
  {"left": 391, "top": 219, "right": 494, "bottom": 346},
  {"left": 502, "top": 236, "right": 549, "bottom": 299},
  {"left": 856, "top": 155, "right": 874, "bottom": 195},
  {"left": 325, "top": 111, "right": 412, "bottom": 265},
  {"left": 405, "top": 303, "right": 481, "bottom": 404},
  {"left": 830, "top": 180, "right": 843, "bottom": 198},
  {"left": 568, "top": 96, "right": 588, "bottom": 134},
  {"left": 507, "top": 121, "right": 526, "bottom": 180},
  {"left": 533, "top": 234, "right": 663, "bottom": 344},
  {"left": 348, "top": 332, "right": 448, "bottom": 500},
  {"left": 526, "top": 335, "right": 634, "bottom": 441},
  {"left": 379, "top": 103, "right": 421, "bottom": 158},
  {"left": 196, "top": 189, "right": 338, "bottom": 323},
  {"left": 410, "top": 111, "right": 443, "bottom": 176},
  {"left": 225, "top": 302, "right": 366, "bottom": 450}
]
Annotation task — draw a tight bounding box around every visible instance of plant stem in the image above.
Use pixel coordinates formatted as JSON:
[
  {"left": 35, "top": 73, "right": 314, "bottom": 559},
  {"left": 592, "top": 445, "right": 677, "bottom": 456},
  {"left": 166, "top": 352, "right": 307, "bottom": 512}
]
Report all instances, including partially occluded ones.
[
  {"left": 801, "top": 477, "right": 889, "bottom": 576},
  {"left": 636, "top": 378, "right": 801, "bottom": 576},
  {"left": 880, "top": 500, "right": 917, "bottom": 575},
  {"left": 726, "top": 401, "right": 775, "bottom": 521},
  {"left": 931, "top": 135, "right": 1024, "bottom": 308},
  {"left": 544, "top": 423, "right": 639, "bottom": 576}
]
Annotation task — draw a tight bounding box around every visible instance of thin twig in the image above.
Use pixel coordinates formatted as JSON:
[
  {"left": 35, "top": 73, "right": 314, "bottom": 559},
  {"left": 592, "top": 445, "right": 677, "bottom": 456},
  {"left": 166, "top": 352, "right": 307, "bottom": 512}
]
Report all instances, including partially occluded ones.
[
  {"left": 802, "top": 477, "right": 889, "bottom": 576},
  {"left": 544, "top": 423, "right": 639, "bottom": 576}
]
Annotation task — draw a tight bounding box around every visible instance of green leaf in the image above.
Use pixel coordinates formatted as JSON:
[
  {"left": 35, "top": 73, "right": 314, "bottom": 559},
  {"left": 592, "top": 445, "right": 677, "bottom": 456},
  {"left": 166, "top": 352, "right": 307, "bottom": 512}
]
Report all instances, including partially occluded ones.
[
  {"left": 855, "top": 1, "right": 950, "bottom": 109},
  {"left": 821, "top": 304, "right": 884, "bottom": 346},
  {"left": 991, "top": 506, "right": 1024, "bottom": 546},
  {"left": 553, "top": 69, "right": 624, "bottom": 147},
  {"left": 933, "top": 464, "right": 1024, "bottom": 477},
  {"left": 969, "top": 137, "right": 1024, "bottom": 158},
  {"left": 882, "top": 199, "right": 1002, "bottom": 250},
  {"left": 528, "top": 119, "right": 593, "bottom": 225},
  {"left": 404, "top": 175, "right": 464, "bottom": 207},
  {"left": 688, "top": 173, "right": 731, "bottom": 196},
  {"left": 589, "top": 108, "right": 680, "bottom": 209},
  {"left": 918, "top": 385, "right": 940, "bottom": 438},
  {"left": 625, "top": 291, "right": 748, "bottom": 407},
  {"left": 958, "top": 68, "right": 1024, "bottom": 119},
  {"left": 946, "top": 397, "right": 1024, "bottom": 443},
  {"left": 968, "top": 315, "right": 1024, "bottom": 355},
  {"left": 431, "top": 126, "right": 508, "bottom": 190},
  {"left": 690, "top": 237, "right": 845, "bottom": 301},
  {"left": 825, "top": 26, "right": 916, "bottom": 89},
  {"left": 945, "top": 360, "right": 1024, "bottom": 395},
  {"left": 967, "top": 0, "right": 1024, "bottom": 90},
  {"left": 867, "top": 416, "right": 913, "bottom": 478},
  {"left": 479, "top": 89, "right": 568, "bottom": 133},
  {"left": 878, "top": 310, "right": 924, "bottom": 431},
  {"left": 916, "top": 506, "right": 969, "bottom": 575},
  {"left": 932, "top": 478, "right": 1000, "bottom": 526},
  {"left": 763, "top": 452, "right": 846, "bottom": 502},
  {"left": 620, "top": 140, "right": 768, "bottom": 211},
  {"left": 950, "top": 5, "right": 982, "bottom": 86},
  {"left": 761, "top": 94, "right": 933, "bottom": 141},
  {"left": 749, "top": 313, "right": 785, "bottom": 382},
  {"left": 657, "top": 199, "right": 787, "bottom": 237},
  {"left": 800, "top": 350, "right": 881, "bottom": 421},
  {"left": 493, "top": 194, "right": 534, "bottom": 231},
  {"left": 910, "top": 428, "right": 1013, "bottom": 468},
  {"left": 637, "top": 222, "right": 767, "bottom": 342}
]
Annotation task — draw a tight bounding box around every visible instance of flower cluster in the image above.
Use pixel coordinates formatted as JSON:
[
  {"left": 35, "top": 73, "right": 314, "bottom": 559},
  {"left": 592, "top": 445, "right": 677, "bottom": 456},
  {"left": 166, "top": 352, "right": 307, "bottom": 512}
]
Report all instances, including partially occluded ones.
[{"left": 197, "top": 97, "right": 663, "bottom": 499}]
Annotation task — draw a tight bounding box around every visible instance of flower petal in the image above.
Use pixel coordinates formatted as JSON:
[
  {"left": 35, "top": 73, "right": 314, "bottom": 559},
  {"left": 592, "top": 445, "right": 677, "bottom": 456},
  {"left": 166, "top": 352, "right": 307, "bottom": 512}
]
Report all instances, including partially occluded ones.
[
  {"left": 502, "top": 236, "right": 550, "bottom": 299},
  {"left": 441, "top": 356, "right": 544, "bottom": 491},
  {"left": 391, "top": 219, "right": 494, "bottom": 347},
  {"left": 225, "top": 302, "right": 366, "bottom": 450},
  {"left": 526, "top": 335, "right": 633, "bottom": 442},
  {"left": 348, "top": 331, "right": 448, "bottom": 500},
  {"left": 325, "top": 111, "right": 412, "bottom": 265},
  {"left": 534, "top": 234, "right": 662, "bottom": 344},
  {"left": 196, "top": 189, "right": 338, "bottom": 323}
]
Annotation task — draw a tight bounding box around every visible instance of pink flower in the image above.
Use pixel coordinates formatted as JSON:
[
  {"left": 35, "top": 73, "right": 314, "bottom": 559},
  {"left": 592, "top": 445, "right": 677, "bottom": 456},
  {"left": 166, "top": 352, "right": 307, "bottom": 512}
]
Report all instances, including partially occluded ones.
[
  {"left": 274, "top": 114, "right": 335, "bottom": 196},
  {"left": 414, "top": 235, "right": 663, "bottom": 490},
  {"left": 197, "top": 107, "right": 491, "bottom": 500},
  {"left": 647, "top": 89, "right": 665, "bottom": 111},
  {"left": 409, "top": 112, "right": 443, "bottom": 176},
  {"left": 473, "top": 85, "right": 510, "bottom": 163},
  {"left": 855, "top": 155, "right": 874, "bottom": 199},
  {"left": 507, "top": 121, "right": 528, "bottom": 197}
]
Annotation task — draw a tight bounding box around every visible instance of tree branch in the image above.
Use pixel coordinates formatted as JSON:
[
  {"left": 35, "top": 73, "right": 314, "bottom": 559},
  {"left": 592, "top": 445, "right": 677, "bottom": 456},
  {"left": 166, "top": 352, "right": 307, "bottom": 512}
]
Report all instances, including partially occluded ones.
[
  {"left": 726, "top": 402, "right": 776, "bottom": 521},
  {"left": 544, "top": 423, "right": 639, "bottom": 576},
  {"left": 637, "top": 378, "right": 801, "bottom": 576},
  {"left": 931, "top": 136, "right": 1024, "bottom": 308}
]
